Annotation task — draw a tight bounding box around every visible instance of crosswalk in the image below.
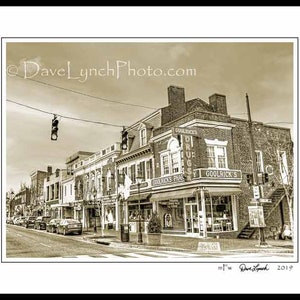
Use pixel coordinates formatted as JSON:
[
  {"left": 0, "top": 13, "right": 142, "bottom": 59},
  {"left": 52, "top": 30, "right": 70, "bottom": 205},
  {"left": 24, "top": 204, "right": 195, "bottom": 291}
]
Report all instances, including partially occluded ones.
[{"left": 57, "top": 250, "right": 203, "bottom": 260}]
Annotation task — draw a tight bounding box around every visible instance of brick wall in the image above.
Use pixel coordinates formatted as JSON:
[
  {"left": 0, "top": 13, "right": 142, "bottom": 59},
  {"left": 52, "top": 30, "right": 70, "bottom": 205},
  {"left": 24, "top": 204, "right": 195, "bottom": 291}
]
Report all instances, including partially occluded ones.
[{"left": 231, "top": 118, "right": 293, "bottom": 236}]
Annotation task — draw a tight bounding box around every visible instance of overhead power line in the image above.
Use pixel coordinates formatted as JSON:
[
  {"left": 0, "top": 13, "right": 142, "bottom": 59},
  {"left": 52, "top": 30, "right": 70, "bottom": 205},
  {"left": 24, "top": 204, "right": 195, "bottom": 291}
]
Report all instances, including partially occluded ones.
[
  {"left": 7, "top": 99, "right": 124, "bottom": 128},
  {"left": 15, "top": 74, "right": 157, "bottom": 110}
]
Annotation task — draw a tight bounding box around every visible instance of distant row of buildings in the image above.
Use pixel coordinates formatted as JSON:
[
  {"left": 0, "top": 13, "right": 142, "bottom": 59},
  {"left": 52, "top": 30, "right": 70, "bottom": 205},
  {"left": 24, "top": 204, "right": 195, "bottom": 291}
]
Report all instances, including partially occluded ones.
[{"left": 7, "top": 86, "right": 294, "bottom": 239}]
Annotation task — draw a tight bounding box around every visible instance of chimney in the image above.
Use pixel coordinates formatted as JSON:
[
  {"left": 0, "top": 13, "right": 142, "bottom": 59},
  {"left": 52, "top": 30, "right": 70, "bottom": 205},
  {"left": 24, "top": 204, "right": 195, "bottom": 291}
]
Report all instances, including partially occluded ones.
[
  {"left": 47, "top": 166, "right": 52, "bottom": 175},
  {"left": 168, "top": 85, "right": 185, "bottom": 106},
  {"left": 167, "top": 85, "right": 186, "bottom": 120},
  {"left": 209, "top": 93, "right": 228, "bottom": 115}
]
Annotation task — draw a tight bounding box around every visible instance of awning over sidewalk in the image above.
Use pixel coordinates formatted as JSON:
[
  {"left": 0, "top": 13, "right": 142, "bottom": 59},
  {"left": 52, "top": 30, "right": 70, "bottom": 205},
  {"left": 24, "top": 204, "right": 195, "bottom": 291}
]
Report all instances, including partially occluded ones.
[
  {"left": 50, "top": 203, "right": 72, "bottom": 208},
  {"left": 151, "top": 188, "right": 195, "bottom": 202},
  {"left": 205, "top": 187, "right": 241, "bottom": 196},
  {"left": 126, "top": 193, "right": 152, "bottom": 202}
]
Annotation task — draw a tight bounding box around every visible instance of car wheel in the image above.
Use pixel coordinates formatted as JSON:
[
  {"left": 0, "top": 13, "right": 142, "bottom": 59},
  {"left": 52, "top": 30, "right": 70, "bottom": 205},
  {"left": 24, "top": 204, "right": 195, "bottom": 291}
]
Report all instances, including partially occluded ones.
[
  {"left": 78, "top": 231, "right": 82, "bottom": 235},
  {"left": 25, "top": 224, "right": 28, "bottom": 228},
  {"left": 63, "top": 229, "right": 66, "bottom": 236}
]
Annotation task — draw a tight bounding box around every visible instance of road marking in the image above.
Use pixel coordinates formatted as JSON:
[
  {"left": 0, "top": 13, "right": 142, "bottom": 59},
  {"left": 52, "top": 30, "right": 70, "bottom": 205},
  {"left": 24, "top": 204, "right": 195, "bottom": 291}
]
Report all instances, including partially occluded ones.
[
  {"left": 163, "top": 250, "right": 199, "bottom": 257},
  {"left": 98, "top": 253, "right": 125, "bottom": 259},
  {"left": 16, "top": 234, "right": 22, "bottom": 237},
  {"left": 122, "top": 252, "right": 155, "bottom": 259},
  {"left": 39, "top": 243, "right": 51, "bottom": 248},
  {"left": 57, "top": 251, "right": 203, "bottom": 260}
]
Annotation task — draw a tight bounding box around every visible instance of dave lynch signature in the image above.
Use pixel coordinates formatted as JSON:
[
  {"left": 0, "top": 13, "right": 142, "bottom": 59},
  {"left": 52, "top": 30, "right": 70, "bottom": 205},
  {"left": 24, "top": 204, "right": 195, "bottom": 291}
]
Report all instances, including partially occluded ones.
[{"left": 239, "top": 263, "right": 269, "bottom": 272}]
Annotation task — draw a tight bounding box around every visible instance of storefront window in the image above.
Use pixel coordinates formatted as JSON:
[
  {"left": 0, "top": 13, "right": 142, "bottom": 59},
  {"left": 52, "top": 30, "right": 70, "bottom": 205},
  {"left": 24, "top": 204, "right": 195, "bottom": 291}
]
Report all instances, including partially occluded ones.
[{"left": 205, "top": 195, "right": 234, "bottom": 232}]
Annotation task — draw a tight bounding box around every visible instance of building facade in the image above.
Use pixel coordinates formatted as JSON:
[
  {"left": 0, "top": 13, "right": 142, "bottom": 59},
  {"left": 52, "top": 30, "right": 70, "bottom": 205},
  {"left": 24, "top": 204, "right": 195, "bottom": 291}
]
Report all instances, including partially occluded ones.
[
  {"left": 30, "top": 169, "right": 47, "bottom": 216},
  {"left": 44, "top": 166, "right": 68, "bottom": 218},
  {"left": 72, "top": 143, "right": 121, "bottom": 230},
  {"left": 10, "top": 187, "right": 30, "bottom": 217},
  {"left": 116, "top": 110, "right": 161, "bottom": 233},
  {"left": 117, "top": 85, "right": 293, "bottom": 239}
]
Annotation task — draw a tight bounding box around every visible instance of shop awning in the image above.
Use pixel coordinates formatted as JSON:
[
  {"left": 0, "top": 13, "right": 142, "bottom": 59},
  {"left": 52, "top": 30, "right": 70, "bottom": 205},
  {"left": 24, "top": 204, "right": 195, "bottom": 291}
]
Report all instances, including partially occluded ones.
[
  {"left": 50, "top": 203, "right": 71, "bottom": 208},
  {"left": 126, "top": 193, "right": 152, "bottom": 202},
  {"left": 205, "top": 187, "right": 241, "bottom": 196},
  {"left": 151, "top": 188, "right": 195, "bottom": 202}
]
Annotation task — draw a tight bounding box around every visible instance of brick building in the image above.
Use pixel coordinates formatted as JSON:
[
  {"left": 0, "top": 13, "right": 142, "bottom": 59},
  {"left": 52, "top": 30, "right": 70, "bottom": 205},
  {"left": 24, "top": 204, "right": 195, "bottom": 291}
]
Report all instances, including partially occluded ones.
[
  {"left": 118, "top": 85, "right": 293, "bottom": 239},
  {"left": 11, "top": 187, "right": 30, "bottom": 217},
  {"left": 30, "top": 170, "right": 47, "bottom": 216}
]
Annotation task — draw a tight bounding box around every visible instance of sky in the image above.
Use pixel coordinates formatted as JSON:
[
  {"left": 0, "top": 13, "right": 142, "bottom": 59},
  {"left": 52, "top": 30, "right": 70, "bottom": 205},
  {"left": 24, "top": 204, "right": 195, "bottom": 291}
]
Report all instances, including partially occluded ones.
[{"left": 5, "top": 40, "right": 294, "bottom": 192}]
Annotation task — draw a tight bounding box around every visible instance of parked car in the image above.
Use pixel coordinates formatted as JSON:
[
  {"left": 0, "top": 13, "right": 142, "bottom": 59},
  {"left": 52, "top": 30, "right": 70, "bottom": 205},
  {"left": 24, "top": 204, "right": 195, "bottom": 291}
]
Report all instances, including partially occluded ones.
[
  {"left": 12, "top": 216, "right": 21, "bottom": 225},
  {"left": 46, "top": 218, "right": 61, "bottom": 233},
  {"left": 23, "top": 216, "right": 36, "bottom": 228},
  {"left": 57, "top": 219, "right": 82, "bottom": 235},
  {"left": 17, "top": 216, "right": 27, "bottom": 226},
  {"left": 6, "top": 217, "right": 14, "bottom": 224},
  {"left": 34, "top": 216, "right": 51, "bottom": 230}
]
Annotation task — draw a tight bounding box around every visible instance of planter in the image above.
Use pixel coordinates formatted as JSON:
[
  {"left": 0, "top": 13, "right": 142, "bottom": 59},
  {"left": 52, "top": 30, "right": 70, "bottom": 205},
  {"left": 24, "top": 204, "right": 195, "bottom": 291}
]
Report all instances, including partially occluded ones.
[{"left": 146, "top": 233, "right": 162, "bottom": 246}]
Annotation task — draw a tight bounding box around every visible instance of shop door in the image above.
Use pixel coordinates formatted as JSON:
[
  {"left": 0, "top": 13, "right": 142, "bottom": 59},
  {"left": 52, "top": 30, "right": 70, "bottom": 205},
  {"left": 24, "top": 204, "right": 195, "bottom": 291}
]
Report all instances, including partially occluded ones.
[{"left": 185, "top": 203, "right": 199, "bottom": 236}]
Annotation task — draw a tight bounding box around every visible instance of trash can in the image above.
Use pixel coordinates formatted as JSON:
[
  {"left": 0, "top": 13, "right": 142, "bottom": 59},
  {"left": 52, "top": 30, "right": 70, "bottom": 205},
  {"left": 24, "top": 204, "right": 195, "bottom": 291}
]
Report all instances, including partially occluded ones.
[{"left": 120, "top": 224, "right": 130, "bottom": 242}]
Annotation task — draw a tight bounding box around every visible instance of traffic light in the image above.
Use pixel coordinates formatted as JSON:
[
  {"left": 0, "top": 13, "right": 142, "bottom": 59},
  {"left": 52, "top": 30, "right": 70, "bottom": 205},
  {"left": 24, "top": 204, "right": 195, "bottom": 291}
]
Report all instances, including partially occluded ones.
[
  {"left": 121, "top": 128, "right": 128, "bottom": 150},
  {"left": 246, "top": 174, "right": 253, "bottom": 185},
  {"left": 51, "top": 115, "right": 59, "bottom": 141},
  {"left": 263, "top": 173, "right": 269, "bottom": 183}
]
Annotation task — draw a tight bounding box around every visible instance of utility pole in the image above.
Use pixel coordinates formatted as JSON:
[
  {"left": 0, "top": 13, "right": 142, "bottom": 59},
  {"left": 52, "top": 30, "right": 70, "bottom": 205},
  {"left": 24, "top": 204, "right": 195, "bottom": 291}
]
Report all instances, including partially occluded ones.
[{"left": 246, "top": 93, "right": 268, "bottom": 246}]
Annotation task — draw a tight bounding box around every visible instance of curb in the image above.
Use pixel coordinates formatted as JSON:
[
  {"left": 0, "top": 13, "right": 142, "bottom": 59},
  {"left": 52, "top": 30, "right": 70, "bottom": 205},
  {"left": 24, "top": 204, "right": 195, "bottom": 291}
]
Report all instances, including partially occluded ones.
[{"left": 82, "top": 236, "right": 294, "bottom": 254}]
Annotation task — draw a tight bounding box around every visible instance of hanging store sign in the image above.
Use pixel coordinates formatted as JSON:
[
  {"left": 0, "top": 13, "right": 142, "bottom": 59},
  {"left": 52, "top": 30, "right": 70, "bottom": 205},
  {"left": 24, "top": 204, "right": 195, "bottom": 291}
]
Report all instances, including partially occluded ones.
[
  {"left": 248, "top": 206, "right": 266, "bottom": 228},
  {"left": 182, "top": 135, "right": 195, "bottom": 182}
]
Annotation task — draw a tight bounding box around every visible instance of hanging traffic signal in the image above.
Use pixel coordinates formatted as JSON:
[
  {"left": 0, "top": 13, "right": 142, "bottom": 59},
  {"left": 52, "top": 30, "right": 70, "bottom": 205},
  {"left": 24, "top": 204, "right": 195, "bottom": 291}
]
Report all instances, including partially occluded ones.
[
  {"left": 121, "top": 128, "right": 128, "bottom": 150},
  {"left": 246, "top": 173, "right": 253, "bottom": 185},
  {"left": 263, "top": 173, "right": 269, "bottom": 183},
  {"left": 51, "top": 115, "right": 59, "bottom": 141}
]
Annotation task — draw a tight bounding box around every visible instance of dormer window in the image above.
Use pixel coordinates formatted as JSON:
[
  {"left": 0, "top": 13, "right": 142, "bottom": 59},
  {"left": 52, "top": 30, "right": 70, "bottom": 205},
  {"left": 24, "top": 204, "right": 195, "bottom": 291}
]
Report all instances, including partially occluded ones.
[
  {"left": 140, "top": 128, "right": 147, "bottom": 146},
  {"left": 138, "top": 122, "right": 152, "bottom": 147}
]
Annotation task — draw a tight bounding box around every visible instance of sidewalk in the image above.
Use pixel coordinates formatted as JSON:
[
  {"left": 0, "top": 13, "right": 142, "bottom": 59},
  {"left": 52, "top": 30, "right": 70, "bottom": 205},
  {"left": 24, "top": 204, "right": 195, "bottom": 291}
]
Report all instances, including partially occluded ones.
[{"left": 81, "top": 228, "right": 294, "bottom": 254}]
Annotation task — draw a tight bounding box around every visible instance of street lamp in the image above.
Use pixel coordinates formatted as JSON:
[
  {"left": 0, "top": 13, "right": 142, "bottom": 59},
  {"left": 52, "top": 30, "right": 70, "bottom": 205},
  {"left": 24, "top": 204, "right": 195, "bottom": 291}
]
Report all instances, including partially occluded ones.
[
  {"left": 92, "top": 186, "right": 97, "bottom": 233},
  {"left": 136, "top": 173, "right": 143, "bottom": 244}
]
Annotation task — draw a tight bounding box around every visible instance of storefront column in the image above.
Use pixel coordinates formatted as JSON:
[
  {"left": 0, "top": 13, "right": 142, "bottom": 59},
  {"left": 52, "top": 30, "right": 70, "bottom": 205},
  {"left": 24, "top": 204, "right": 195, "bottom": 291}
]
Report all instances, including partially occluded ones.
[
  {"left": 199, "top": 188, "right": 207, "bottom": 238},
  {"left": 116, "top": 199, "right": 120, "bottom": 231}
]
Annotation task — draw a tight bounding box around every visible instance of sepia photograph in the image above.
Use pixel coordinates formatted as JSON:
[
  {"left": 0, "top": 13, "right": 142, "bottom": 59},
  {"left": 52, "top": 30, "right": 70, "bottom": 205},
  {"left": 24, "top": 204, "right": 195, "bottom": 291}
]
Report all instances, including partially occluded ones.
[{"left": 3, "top": 38, "right": 296, "bottom": 264}]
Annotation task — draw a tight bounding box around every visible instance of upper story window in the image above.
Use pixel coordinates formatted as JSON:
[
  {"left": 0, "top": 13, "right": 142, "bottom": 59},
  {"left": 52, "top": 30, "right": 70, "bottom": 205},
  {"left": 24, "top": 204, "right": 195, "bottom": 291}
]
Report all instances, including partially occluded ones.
[
  {"left": 205, "top": 139, "right": 228, "bottom": 169},
  {"left": 278, "top": 150, "right": 288, "bottom": 184},
  {"left": 106, "top": 170, "right": 112, "bottom": 192},
  {"left": 160, "top": 138, "right": 181, "bottom": 176},
  {"left": 140, "top": 128, "right": 147, "bottom": 147},
  {"left": 255, "top": 150, "right": 264, "bottom": 173}
]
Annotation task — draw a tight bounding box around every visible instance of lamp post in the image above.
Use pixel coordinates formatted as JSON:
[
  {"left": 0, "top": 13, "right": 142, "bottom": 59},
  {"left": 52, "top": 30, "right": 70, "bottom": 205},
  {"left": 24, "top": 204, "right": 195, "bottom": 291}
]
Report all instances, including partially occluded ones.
[
  {"left": 92, "top": 186, "right": 97, "bottom": 233},
  {"left": 136, "top": 173, "right": 143, "bottom": 244}
]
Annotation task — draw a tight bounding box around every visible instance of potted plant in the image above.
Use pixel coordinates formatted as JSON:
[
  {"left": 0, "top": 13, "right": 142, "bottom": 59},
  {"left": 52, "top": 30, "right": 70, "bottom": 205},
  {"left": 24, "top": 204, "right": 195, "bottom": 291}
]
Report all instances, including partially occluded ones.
[{"left": 146, "top": 212, "right": 162, "bottom": 246}]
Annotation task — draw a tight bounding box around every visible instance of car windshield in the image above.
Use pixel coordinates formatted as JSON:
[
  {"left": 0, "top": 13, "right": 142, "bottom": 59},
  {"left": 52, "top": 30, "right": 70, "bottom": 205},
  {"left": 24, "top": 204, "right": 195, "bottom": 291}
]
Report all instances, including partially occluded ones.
[{"left": 66, "top": 219, "right": 81, "bottom": 224}]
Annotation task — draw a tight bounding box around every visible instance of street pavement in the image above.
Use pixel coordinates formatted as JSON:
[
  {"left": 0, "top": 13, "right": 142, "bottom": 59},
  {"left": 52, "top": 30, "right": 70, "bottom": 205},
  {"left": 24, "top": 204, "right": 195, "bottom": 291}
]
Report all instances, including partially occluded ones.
[{"left": 81, "top": 227, "right": 294, "bottom": 256}]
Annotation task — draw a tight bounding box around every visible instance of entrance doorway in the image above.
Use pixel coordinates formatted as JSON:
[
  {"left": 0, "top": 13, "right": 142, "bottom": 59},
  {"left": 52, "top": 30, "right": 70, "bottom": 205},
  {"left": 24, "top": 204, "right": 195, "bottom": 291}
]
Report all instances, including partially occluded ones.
[{"left": 185, "top": 203, "right": 199, "bottom": 236}]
